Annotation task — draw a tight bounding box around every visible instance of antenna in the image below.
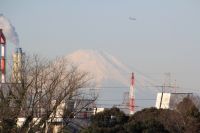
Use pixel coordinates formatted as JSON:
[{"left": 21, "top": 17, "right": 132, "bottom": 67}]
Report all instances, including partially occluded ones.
[{"left": 129, "top": 72, "right": 135, "bottom": 115}]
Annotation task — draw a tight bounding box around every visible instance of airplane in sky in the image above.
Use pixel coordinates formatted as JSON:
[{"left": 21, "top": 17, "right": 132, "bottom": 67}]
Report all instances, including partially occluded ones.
[{"left": 129, "top": 17, "right": 136, "bottom": 21}]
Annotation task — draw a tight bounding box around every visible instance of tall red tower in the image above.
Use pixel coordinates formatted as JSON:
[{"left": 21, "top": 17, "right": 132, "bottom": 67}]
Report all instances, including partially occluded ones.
[
  {"left": 129, "top": 72, "right": 135, "bottom": 114},
  {"left": 0, "top": 29, "right": 6, "bottom": 83}
]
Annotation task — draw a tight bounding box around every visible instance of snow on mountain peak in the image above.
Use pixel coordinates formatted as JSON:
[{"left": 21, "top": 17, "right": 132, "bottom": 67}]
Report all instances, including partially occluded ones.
[
  {"left": 65, "top": 50, "right": 158, "bottom": 109},
  {"left": 66, "top": 50, "right": 131, "bottom": 87}
]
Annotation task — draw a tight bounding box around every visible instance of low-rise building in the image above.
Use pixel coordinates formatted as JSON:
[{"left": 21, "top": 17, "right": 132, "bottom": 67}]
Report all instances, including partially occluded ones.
[{"left": 155, "top": 92, "right": 193, "bottom": 109}]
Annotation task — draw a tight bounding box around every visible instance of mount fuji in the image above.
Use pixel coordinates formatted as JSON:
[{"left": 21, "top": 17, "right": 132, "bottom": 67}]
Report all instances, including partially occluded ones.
[
  {"left": 65, "top": 50, "right": 159, "bottom": 110},
  {"left": 66, "top": 50, "right": 130, "bottom": 87}
]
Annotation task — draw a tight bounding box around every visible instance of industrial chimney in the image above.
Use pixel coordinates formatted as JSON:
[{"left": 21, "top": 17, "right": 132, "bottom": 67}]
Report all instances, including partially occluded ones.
[
  {"left": 0, "top": 29, "right": 6, "bottom": 83},
  {"left": 12, "top": 47, "right": 25, "bottom": 83}
]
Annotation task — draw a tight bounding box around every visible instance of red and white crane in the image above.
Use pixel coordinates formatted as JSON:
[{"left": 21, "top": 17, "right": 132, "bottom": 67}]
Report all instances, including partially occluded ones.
[{"left": 129, "top": 72, "right": 135, "bottom": 115}]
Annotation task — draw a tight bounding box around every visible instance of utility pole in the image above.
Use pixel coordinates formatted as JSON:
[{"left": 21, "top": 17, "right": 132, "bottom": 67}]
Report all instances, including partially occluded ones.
[
  {"left": 159, "top": 73, "right": 178, "bottom": 108},
  {"left": 159, "top": 85, "right": 165, "bottom": 108}
]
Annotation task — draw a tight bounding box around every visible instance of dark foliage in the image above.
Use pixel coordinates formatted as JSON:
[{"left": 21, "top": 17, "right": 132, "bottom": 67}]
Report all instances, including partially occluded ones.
[
  {"left": 176, "top": 97, "right": 200, "bottom": 133},
  {"left": 81, "top": 107, "right": 128, "bottom": 133},
  {"left": 129, "top": 107, "right": 184, "bottom": 133},
  {"left": 81, "top": 97, "right": 200, "bottom": 133},
  {"left": 91, "top": 107, "right": 128, "bottom": 128},
  {"left": 125, "top": 119, "right": 169, "bottom": 133}
]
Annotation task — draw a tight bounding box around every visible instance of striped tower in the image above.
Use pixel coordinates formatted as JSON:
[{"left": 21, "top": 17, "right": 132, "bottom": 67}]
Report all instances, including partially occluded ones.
[
  {"left": 0, "top": 29, "right": 6, "bottom": 83},
  {"left": 129, "top": 72, "right": 135, "bottom": 115}
]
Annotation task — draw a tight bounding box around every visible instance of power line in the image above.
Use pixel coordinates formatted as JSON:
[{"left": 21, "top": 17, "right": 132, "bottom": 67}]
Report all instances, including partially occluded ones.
[{"left": 97, "top": 98, "right": 156, "bottom": 101}]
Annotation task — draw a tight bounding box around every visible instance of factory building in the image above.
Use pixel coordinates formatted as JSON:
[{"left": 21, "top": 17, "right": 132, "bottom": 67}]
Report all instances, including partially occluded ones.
[{"left": 155, "top": 92, "right": 193, "bottom": 109}]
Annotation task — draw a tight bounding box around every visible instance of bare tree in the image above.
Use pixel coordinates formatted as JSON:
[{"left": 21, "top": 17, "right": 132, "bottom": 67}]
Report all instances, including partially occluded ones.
[{"left": 0, "top": 55, "right": 96, "bottom": 133}]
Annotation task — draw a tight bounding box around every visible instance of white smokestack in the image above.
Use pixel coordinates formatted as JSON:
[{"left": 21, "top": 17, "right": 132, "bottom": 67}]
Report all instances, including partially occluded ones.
[{"left": 0, "top": 14, "right": 19, "bottom": 45}]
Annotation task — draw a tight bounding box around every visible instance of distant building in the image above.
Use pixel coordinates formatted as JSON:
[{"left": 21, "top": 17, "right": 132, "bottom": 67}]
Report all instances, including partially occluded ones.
[
  {"left": 93, "top": 107, "right": 105, "bottom": 115},
  {"left": 74, "top": 99, "right": 96, "bottom": 119},
  {"left": 17, "top": 98, "right": 96, "bottom": 132},
  {"left": 155, "top": 93, "right": 193, "bottom": 109}
]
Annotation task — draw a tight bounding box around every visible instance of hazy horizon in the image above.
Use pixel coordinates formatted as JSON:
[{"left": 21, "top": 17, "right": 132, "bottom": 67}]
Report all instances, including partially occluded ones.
[{"left": 0, "top": 0, "right": 200, "bottom": 90}]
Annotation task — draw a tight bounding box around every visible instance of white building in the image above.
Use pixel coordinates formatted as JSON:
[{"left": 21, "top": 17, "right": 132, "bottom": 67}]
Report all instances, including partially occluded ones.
[{"left": 155, "top": 93, "right": 193, "bottom": 109}]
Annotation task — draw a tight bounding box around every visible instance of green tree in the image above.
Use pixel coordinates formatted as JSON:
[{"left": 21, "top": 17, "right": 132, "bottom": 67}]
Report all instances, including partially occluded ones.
[
  {"left": 128, "top": 108, "right": 184, "bottom": 133},
  {"left": 176, "top": 97, "right": 200, "bottom": 133},
  {"left": 81, "top": 107, "right": 128, "bottom": 133},
  {"left": 125, "top": 119, "right": 169, "bottom": 133}
]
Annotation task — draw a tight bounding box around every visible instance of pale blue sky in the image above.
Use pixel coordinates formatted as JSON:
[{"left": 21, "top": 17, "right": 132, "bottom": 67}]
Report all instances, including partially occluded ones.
[{"left": 0, "top": 0, "right": 200, "bottom": 89}]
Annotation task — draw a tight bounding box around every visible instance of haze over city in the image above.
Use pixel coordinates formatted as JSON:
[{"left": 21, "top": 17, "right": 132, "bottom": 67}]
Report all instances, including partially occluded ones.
[
  {"left": 1, "top": 1, "right": 200, "bottom": 132},
  {"left": 1, "top": 0, "right": 200, "bottom": 98}
]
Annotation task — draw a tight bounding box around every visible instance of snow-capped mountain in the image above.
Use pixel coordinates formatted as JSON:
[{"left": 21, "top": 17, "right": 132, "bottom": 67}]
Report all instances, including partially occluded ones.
[
  {"left": 65, "top": 50, "right": 158, "bottom": 110},
  {"left": 66, "top": 49, "right": 131, "bottom": 87}
]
